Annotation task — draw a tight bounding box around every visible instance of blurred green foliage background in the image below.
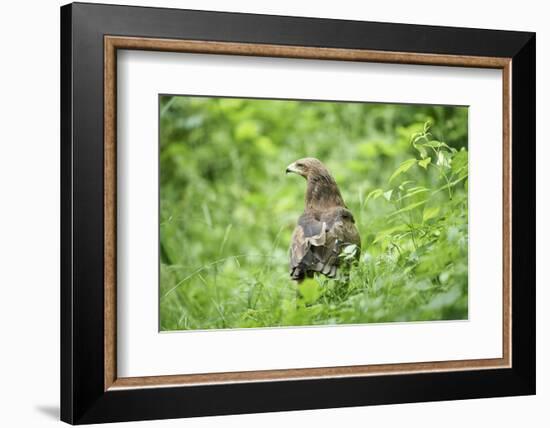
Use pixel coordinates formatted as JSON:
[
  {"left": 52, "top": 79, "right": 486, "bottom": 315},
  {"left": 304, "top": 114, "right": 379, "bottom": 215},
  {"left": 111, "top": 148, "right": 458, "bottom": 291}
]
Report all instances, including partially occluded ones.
[{"left": 159, "top": 95, "right": 468, "bottom": 331}]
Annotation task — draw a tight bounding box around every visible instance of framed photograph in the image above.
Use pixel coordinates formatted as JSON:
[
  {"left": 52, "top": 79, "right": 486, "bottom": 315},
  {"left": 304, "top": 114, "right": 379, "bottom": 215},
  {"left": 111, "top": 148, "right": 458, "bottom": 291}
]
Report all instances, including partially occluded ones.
[{"left": 60, "top": 2, "right": 535, "bottom": 424}]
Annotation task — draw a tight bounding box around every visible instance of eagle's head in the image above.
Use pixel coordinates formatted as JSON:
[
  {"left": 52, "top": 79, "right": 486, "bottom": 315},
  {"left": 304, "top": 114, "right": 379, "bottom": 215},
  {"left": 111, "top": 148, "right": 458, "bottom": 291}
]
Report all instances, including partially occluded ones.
[
  {"left": 286, "top": 157, "right": 330, "bottom": 179},
  {"left": 286, "top": 157, "right": 345, "bottom": 210}
]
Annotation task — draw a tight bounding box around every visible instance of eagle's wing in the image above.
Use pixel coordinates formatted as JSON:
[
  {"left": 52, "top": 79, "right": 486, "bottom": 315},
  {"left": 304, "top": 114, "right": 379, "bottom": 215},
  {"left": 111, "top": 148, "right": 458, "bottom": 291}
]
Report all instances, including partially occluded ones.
[
  {"left": 290, "top": 209, "right": 360, "bottom": 280},
  {"left": 289, "top": 212, "right": 325, "bottom": 280},
  {"left": 333, "top": 208, "right": 361, "bottom": 249}
]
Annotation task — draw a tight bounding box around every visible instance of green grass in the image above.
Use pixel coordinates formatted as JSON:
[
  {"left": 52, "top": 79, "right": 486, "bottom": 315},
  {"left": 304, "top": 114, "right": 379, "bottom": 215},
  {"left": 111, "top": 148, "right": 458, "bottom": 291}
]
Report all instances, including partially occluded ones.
[{"left": 159, "top": 96, "right": 468, "bottom": 331}]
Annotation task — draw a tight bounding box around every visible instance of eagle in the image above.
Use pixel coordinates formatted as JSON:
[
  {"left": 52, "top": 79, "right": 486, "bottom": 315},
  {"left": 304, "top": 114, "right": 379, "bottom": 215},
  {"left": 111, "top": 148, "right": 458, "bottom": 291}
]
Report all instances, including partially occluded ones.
[{"left": 286, "top": 158, "right": 361, "bottom": 281}]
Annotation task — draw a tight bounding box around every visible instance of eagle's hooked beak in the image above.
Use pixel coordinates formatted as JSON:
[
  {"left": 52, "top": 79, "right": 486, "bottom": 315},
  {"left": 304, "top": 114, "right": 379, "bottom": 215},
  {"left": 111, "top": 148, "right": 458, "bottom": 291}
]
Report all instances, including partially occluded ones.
[{"left": 286, "top": 162, "right": 301, "bottom": 176}]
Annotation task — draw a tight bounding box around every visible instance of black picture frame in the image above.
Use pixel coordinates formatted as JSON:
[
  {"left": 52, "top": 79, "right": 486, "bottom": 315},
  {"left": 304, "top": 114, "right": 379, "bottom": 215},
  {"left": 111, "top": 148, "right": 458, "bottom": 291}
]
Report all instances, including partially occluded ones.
[{"left": 61, "top": 2, "right": 535, "bottom": 424}]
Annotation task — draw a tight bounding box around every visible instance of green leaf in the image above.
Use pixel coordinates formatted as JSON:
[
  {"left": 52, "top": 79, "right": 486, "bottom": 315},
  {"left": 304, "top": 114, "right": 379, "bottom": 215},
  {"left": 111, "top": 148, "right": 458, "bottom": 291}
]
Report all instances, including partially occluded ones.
[
  {"left": 389, "top": 158, "right": 417, "bottom": 183},
  {"left": 413, "top": 142, "right": 428, "bottom": 159},
  {"left": 436, "top": 151, "right": 451, "bottom": 168},
  {"left": 409, "top": 132, "right": 423, "bottom": 145},
  {"left": 423, "top": 206, "right": 440, "bottom": 222},
  {"left": 398, "top": 180, "right": 414, "bottom": 190},
  {"left": 399, "top": 187, "right": 429, "bottom": 201},
  {"left": 418, "top": 157, "right": 431, "bottom": 169},
  {"left": 365, "top": 188, "right": 384, "bottom": 203},
  {"left": 383, "top": 189, "right": 393, "bottom": 201},
  {"left": 389, "top": 200, "right": 427, "bottom": 217},
  {"left": 407, "top": 185, "right": 428, "bottom": 192},
  {"left": 373, "top": 224, "right": 409, "bottom": 243},
  {"left": 434, "top": 175, "right": 468, "bottom": 195},
  {"left": 423, "top": 140, "right": 442, "bottom": 149},
  {"left": 451, "top": 149, "right": 468, "bottom": 175}
]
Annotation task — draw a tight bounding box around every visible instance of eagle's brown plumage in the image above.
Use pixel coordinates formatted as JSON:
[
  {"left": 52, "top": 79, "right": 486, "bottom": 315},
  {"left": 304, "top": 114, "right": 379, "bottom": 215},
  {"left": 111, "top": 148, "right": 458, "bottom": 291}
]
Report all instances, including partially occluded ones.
[{"left": 286, "top": 158, "right": 361, "bottom": 281}]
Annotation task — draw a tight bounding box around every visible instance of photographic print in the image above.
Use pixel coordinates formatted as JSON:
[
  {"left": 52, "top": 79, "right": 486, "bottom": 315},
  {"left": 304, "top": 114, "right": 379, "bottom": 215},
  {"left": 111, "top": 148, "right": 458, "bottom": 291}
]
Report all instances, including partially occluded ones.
[
  {"left": 62, "top": 7, "right": 534, "bottom": 421},
  {"left": 159, "top": 95, "right": 468, "bottom": 331}
]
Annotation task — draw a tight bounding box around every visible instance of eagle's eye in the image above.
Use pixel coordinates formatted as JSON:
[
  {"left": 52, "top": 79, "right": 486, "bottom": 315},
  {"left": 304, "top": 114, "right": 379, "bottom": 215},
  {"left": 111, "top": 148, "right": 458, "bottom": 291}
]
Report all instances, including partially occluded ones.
[{"left": 296, "top": 162, "right": 305, "bottom": 168}]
